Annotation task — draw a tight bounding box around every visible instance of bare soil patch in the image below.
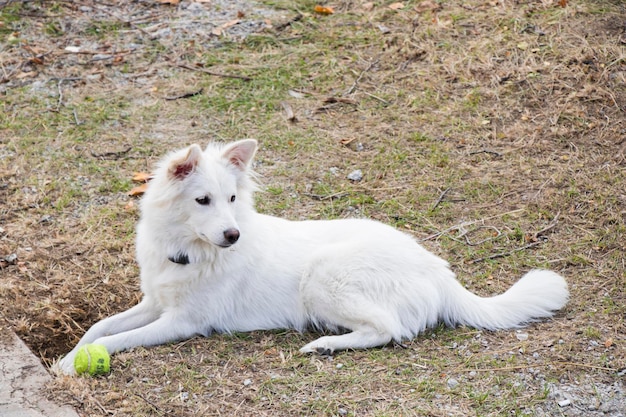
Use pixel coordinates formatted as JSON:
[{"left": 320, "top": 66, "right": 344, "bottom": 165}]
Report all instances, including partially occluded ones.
[{"left": 1, "top": 0, "right": 624, "bottom": 416}]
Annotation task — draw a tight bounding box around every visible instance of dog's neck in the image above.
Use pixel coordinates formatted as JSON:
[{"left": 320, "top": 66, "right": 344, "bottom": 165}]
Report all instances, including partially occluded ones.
[{"left": 168, "top": 252, "right": 190, "bottom": 265}]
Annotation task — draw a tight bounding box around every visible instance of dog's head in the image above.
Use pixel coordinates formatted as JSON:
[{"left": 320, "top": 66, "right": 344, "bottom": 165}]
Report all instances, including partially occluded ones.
[{"left": 142, "top": 139, "right": 258, "bottom": 249}]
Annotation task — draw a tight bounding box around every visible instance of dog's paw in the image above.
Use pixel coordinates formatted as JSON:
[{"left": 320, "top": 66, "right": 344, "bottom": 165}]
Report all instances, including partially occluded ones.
[
  {"left": 53, "top": 355, "right": 77, "bottom": 376},
  {"left": 299, "top": 339, "right": 335, "bottom": 356},
  {"left": 315, "top": 347, "right": 334, "bottom": 356}
]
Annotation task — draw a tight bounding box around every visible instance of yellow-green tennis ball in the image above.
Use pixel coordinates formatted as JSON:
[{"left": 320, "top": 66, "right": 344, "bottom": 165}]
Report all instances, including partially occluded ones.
[{"left": 74, "top": 344, "right": 110, "bottom": 376}]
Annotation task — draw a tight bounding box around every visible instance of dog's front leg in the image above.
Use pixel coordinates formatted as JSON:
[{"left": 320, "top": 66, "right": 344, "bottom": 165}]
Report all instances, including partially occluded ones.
[
  {"left": 55, "top": 299, "right": 161, "bottom": 375},
  {"left": 83, "top": 311, "right": 200, "bottom": 364}
]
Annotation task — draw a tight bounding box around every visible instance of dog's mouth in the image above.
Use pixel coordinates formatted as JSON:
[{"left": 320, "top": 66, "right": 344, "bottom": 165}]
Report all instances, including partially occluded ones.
[
  {"left": 216, "top": 243, "right": 234, "bottom": 248},
  {"left": 198, "top": 234, "right": 236, "bottom": 249}
]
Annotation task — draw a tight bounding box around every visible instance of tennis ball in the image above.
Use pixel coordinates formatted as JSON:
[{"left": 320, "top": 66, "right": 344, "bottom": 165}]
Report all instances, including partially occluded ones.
[{"left": 74, "top": 344, "right": 110, "bottom": 376}]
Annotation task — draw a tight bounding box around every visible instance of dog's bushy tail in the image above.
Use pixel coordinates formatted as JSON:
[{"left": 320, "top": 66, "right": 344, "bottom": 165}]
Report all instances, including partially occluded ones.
[{"left": 442, "top": 270, "right": 569, "bottom": 330}]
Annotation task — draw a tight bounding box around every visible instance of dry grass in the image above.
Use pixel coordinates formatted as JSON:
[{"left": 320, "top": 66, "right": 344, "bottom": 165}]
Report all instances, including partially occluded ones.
[{"left": 1, "top": 0, "right": 625, "bottom": 415}]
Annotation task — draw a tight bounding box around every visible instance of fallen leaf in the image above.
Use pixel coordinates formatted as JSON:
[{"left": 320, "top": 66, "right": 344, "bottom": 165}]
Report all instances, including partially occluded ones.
[
  {"left": 339, "top": 138, "right": 356, "bottom": 145},
  {"left": 159, "top": 0, "right": 180, "bottom": 4},
  {"left": 362, "top": 2, "right": 374, "bottom": 11},
  {"left": 128, "top": 183, "right": 149, "bottom": 196},
  {"left": 264, "top": 348, "right": 278, "bottom": 356},
  {"left": 388, "top": 2, "right": 405, "bottom": 10},
  {"left": 124, "top": 200, "right": 135, "bottom": 210},
  {"left": 314, "top": 5, "right": 334, "bottom": 15},
  {"left": 281, "top": 101, "right": 296, "bottom": 122},
  {"left": 604, "top": 338, "right": 613, "bottom": 348},
  {"left": 558, "top": 0, "right": 567, "bottom": 7},
  {"left": 16, "top": 71, "right": 37, "bottom": 79},
  {"left": 415, "top": 0, "right": 441, "bottom": 12},
  {"left": 212, "top": 19, "right": 241, "bottom": 36},
  {"left": 288, "top": 89, "right": 306, "bottom": 99},
  {"left": 222, "top": 19, "right": 241, "bottom": 29},
  {"left": 23, "top": 44, "right": 46, "bottom": 55},
  {"left": 132, "top": 172, "right": 153, "bottom": 182}
]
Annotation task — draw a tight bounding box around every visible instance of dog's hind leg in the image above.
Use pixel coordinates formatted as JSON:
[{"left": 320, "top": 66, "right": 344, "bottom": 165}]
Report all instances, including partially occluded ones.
[
  {"left": 299, "top": 289, "right": 398, "bottom": 354},
  {"left": 299, "top": 326, "right": 393, "bottom": 355},
  {"left": 299, "top": 249, "right": 403, "bottom": 355}
]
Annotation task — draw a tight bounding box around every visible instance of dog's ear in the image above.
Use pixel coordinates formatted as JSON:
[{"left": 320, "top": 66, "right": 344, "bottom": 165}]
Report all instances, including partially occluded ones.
[
  {"left": 168, "top": 144, "right": 202, "bottom": 180},
  {"left": 222, "top": 139, "right": 258, "bottom": 171}
]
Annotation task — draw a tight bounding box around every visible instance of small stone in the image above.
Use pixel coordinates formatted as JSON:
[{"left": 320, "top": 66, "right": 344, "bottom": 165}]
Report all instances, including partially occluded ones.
[
  {"left": 447, "top": 378, "right": 459, "bottom": 389},
  {"left": 243, "top": 379, "right": 252, "bottom": 386},
  {"left": 516, "top": 332, "right": 529, "bottom": 341},
  {"left": 3, "top": 253, "right": 18, "bottom": 264},
  {"left": 336, "top": 363, "right": 344, "bottom": 370},
  {"left": 338, "top": 408, "right": 348, "bottom": 415},
  {"left": 92, "top": 54, "right": 112, "bottom": 61},
  {"left": 557, "top": 399, "right": 571, "bottom": 407},
  {"left": 39, "top": 214, "right": 53, "bottom": 223},
  {"left": 347, "top": 169, "right": 363, "bottom": 181},
  {"left": 468, "top": 371, "right": 477, "bottom": 379}
]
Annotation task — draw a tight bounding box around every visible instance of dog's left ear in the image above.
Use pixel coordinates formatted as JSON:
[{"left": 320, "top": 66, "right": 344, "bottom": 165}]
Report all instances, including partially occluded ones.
[
  {"left": 222, "top": 139, "right": 258, "bottom": 171},
  {"left": 169, "top": 144, "right": 203, "bottom": 180}
]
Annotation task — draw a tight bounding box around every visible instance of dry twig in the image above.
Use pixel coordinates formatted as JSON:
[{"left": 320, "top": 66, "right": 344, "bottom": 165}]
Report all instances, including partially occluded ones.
[
  {"left": 345, "top": 58, "right": 379, "bottom": 96},
  {"left": 431, "top": 187, "right": 450, "bottom": 210},
  {"left": 469, "top": 240, "right": 544, "bottom": 264},
  {"left": 164, "top": 88, "right": 204, "bottom": 101},
  {"left": 90, "top": 147, "right": 132, "bottom": 160},
  {"left": 176, "top": 63, "right": 252, "bottom": 81}
]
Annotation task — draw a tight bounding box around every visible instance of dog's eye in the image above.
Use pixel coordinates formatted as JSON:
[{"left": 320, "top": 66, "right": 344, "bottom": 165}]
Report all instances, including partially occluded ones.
[
  {"left": 230, "top": 195, "right": 236, "bottom": 203},
  {"left": 195, "top": 196, "right": 211, "bottom": 205}
]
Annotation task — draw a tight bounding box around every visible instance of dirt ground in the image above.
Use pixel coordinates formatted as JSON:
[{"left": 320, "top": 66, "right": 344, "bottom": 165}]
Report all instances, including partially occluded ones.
[{"left": 1, "top": 0, "right": 625, "bottom": 416}]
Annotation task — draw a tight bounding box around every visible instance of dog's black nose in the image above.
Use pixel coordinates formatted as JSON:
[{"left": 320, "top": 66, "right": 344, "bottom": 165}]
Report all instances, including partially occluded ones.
[{"left": 223, "top": 228, "right": 240, "bottom": 244}]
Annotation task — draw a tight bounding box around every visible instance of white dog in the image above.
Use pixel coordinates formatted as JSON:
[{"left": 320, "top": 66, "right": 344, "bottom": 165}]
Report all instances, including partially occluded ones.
[{"left": 56, "top": 139, "right": 569, "bottom": 375}]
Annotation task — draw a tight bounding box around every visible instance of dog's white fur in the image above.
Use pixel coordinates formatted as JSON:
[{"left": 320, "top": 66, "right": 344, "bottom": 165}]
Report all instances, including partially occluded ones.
[{"left": 56, "top": 139, "right": 569, "bottom": 375}]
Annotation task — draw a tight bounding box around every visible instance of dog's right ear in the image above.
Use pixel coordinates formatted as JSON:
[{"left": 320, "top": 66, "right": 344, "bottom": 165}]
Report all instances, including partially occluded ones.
[
  {"left": 168, "top": 144, "right": 202, "bottom": 181},
  {"left": 222, "top": 139, "right": 258, "bottom": 171}
]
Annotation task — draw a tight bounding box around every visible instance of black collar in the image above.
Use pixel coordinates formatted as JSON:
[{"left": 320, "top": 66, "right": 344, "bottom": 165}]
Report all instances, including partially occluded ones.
[{"left": 168, "top": 252, "right": 190, "bottom": 265}]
